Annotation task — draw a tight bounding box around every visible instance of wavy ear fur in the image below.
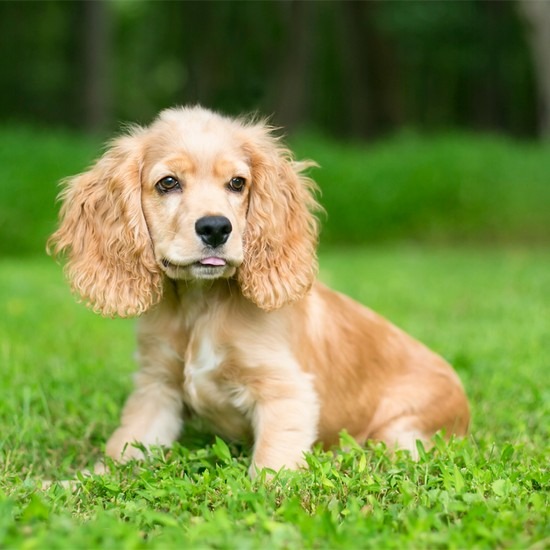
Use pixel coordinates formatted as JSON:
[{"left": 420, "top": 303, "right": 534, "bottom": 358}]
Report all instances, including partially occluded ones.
[
  {"left": 238, "top": 125, "right": 321, "bottom": 311},
  {"left": 47, "top": 132, "right": 162, "bottom": 317}
]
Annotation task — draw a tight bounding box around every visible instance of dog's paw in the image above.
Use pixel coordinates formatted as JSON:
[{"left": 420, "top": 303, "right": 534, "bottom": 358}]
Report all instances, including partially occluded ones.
[
  {"left": 249, "top": 455, "right": 306, "bottom": 480},
  {"left": 105, "top": 429, "right": 147, "bottom": 463}
]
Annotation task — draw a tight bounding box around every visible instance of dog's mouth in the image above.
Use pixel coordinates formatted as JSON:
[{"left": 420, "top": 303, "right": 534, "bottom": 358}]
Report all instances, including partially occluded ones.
[
  {"left": 161, "top": 257, "right": 227, "bottom": 269},
  {"left": 160, "top": 256, "right": 237, "bottom": 280},
  {"left": 197, "top": 256, "right": 227, "bottom": 267}
]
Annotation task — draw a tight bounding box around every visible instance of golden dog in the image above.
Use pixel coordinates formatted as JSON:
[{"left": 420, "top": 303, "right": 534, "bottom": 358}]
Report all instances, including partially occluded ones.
[{"left": 49, "top": 106, "right": 469, "bottom": 476}]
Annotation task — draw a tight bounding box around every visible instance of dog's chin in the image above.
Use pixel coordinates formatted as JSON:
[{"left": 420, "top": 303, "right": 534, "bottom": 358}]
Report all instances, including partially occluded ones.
[{"left": 161, "top": 259, "right": 238, "bottom": 281}]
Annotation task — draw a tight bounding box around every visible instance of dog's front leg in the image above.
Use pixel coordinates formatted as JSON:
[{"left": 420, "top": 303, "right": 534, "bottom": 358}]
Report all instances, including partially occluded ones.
[
  {"left": 102, "top": 368, "right": 184, "bottom": 467},
  {"left": 249, "top": 371, "right": 319, "bottom": 478}
]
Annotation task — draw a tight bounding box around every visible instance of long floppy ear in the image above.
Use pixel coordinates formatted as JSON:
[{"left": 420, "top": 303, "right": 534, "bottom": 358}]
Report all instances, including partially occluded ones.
[
  {"left": 47, "top": 131, "right": 162, "bottom": 317},
  {"left": 238, "top": 125, "right": 321, "bottom": 311}
]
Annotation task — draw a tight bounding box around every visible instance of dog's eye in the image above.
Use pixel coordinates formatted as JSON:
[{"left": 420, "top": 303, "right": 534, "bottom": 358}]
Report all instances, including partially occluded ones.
[
  {"left": 228, "top": 177, "right": 246, "bottom": 192},
  {"left": 156, "top": 176, "right": 181, "bottom": 194}
]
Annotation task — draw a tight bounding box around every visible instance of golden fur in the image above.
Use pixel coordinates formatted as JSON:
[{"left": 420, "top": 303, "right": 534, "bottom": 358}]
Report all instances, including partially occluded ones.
[{"left": 49, "top": 106, "right": 469, "bottom": 476}]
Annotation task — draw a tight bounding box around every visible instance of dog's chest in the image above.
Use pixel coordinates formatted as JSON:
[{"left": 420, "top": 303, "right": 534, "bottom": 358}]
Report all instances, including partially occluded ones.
[
  {"left": 182, "top": 331, "right": 252, "bottom": 439},
  {"left": 184, "top": 334, "right": 222, "bottom": 403}
]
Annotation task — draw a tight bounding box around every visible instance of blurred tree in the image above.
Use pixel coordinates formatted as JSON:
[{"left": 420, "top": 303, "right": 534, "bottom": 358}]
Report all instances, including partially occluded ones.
[
  {"left": 336, "top": 1, "right": 372, "bottom": 138},
  {"left": 82, "top": 0, "right": 112, "bottom": 133},
  {"left": 272, "top": 0, "right": 316, "bottom": 130},
  {"left": 519, "top": 0, "right": 550, "bottom": 138},
  {"left": 375, "top": 1, "right": 536, "bottom": 136},
  {"left": 0, "top": 1, "right": 80, "bottom": 126}
]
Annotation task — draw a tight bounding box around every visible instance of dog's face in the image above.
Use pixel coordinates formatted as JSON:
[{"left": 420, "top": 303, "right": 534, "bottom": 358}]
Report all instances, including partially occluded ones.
[
  {"left": 49, "top": 106, "right": 320, "bottom": 316},
  {"left": 141, "top": 116, "right": 252, "bottom": 282}
]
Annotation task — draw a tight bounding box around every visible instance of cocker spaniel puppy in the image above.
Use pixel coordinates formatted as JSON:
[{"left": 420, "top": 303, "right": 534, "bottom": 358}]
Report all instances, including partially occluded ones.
[{"left": 49, "top": 106, "right": 469, "bottom": 477}]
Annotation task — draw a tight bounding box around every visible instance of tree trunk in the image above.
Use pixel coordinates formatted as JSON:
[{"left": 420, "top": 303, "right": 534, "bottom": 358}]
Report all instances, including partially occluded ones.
[
  {"left": 519, "top": 0, "right": 550, "bottom": 138},
  {"left": 337, "top": 1, "right": 372, "bottom": 138},
  {"left": 82, "top": 0, "right": 112, "bottom": 134},
  {"left": 337, "top": 2, "right": 405, "bottom": 139},
  {"left": 272, "top": 1, "right": 316, "bottom": 131}
]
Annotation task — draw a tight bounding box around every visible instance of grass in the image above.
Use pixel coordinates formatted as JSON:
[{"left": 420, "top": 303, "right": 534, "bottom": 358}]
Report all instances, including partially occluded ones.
[
  {"left": 1, "top": 126, "right": 550, "bottom": 257},
  {"left": 1, "top": 247, "right": 548, "bottom": 548}
]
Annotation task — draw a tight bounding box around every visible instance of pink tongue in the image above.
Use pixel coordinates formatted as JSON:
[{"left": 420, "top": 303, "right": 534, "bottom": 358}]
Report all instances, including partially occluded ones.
[{"left": 200, "top": 257, "right": 226, "bottom": 266}]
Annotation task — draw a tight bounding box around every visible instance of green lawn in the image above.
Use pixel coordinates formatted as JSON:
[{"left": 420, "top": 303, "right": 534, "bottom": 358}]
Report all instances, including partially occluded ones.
[{"left": 0, "top": 247, "right": 548, "bottom": 548}]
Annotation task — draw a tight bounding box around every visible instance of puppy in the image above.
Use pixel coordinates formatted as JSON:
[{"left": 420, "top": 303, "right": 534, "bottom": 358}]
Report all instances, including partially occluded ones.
[{"left": 49, "top": 106, "right": 469, "bottom": 476}]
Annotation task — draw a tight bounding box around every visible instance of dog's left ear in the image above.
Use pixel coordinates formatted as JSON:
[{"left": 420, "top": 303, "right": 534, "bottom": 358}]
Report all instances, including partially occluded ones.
[{"left": 238, "top": 126, "right": 321, "bottom": 311}]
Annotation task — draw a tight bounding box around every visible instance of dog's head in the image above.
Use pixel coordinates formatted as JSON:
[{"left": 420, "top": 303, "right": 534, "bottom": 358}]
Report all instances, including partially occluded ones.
[{"left": 48, "top": 106, "right": 321, "bottom": 316}]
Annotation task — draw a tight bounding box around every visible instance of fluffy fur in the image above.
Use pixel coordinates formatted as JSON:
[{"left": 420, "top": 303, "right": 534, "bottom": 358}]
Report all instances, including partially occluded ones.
[{"left": 49, "top": 106, "right": 469, "bottom": 476}]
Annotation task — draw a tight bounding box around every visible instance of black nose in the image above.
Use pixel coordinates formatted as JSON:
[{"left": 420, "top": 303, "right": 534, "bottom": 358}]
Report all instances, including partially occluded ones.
[{"left": 195, "top": 216, "right": 232, "bottom": 248}]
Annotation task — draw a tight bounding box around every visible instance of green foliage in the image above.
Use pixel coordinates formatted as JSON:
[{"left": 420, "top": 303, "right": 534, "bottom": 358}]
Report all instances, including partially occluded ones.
[
  {"left": 1, "top": 249, "right": 548, "bottom": 548},
  {"left": 291, "top": 132, "right": 550, "bottom": 245},
  {"left": 0, "top": 127, "right": 99, "bottom": 257},
  {"left": 1, "top": 127, "right": 549, "bottom": 258}
]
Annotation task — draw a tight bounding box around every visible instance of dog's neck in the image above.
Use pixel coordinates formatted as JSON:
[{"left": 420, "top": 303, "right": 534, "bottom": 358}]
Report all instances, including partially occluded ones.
[{"left": 165, "top": 276, "right": 240, "bottom": 309}]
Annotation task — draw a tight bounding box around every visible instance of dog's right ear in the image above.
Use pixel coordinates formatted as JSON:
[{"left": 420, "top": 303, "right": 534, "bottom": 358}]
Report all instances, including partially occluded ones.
[
  {"left": 47, "top": 131, "right": 163, "bottom": 317},
  {"left": 237, "top": 124, "right": 321, "bottom": 311}
]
